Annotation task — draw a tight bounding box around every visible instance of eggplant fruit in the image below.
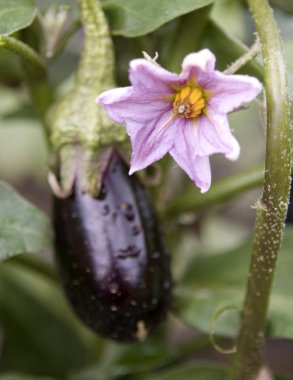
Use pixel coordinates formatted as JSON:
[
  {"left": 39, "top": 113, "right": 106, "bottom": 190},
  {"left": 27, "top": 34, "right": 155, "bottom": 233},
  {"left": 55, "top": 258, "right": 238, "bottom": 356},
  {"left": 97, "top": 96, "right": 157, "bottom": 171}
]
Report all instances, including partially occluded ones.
[{"left": 53, "top": 150, "right": 172, "bottom": 342}]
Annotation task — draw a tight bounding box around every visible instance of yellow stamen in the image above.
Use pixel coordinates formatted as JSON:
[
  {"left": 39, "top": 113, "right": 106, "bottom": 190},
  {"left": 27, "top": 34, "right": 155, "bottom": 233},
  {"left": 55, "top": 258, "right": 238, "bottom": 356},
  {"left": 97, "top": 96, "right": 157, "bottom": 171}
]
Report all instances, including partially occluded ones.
[
  {"left": 173, "top": 86, "right": 205, "bottom": 119},
  {"left": 180, "top": 86, "right": 192, "bottom": 100}
]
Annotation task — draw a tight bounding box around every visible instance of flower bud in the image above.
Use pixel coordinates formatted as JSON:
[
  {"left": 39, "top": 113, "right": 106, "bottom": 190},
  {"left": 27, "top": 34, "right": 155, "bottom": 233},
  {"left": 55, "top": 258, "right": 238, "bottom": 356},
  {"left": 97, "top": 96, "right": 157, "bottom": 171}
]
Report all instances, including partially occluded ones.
[{"left": 53, "top": 148, "right": 172, "bottom": 342}]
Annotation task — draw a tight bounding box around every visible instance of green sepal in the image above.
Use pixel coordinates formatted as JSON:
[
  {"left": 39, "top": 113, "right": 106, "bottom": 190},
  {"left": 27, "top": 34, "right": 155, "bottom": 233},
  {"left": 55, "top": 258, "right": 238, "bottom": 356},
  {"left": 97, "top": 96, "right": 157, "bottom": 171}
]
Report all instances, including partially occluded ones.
[{"left": 49, "top": 0, "right": 127, "bottom": 196}]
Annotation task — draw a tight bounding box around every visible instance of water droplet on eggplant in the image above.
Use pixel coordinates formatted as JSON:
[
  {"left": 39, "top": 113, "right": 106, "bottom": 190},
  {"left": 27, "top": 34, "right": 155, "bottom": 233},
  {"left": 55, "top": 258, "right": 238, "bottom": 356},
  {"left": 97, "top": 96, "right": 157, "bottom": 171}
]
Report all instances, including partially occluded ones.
[{"left": 110, "top": 284, "right": 119, "bottom": 294}]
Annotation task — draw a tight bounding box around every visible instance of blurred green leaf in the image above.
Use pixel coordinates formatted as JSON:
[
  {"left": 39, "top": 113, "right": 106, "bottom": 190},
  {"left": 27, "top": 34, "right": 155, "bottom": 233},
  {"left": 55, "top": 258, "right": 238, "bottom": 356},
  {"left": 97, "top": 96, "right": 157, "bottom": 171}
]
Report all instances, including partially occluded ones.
[
  {"left": 0, "top": 0, "right": 37, "bottom": 35},
  {"left": 106, "top": 340, "right": 176, "bottom": 377},
  {"left": 0, "top": 261, "right": 97, "bottom": 377},
  {"left": 162, "top": 6, "right": 213, "bottom": 72},
  {"left": 203, "top": 20, "right": 264, "bottom": 81},
  {"left": 0, "top": 374, "right": 56, "bottom": 380},
  {"left": 270, "top": 0, "right": 293, "bottom": 15},
  {"left": 139, "top": 366, "right": 290, "bottom": 380},
  {"left": 72, "top": 338, "right": 177, "bottom": 380},
  {"left": 0, "top": 95, "right": 48, "bottom": 181},
  {"left": 174, "top": 226, "right": 293, "bottom": 340},
  {"left": 0, "top": 49, "right": 20, "bottom": 85},
  {"left": 0, "top": 181, "right": 52, "bottom": 261},
  {"left": 12, "top": 253, "right": 56, "bottom": 280},
  {"left": 140, "top": 364, "right": 225, "bottom": 380},
  {"left": 1, "top": 104, "right": 35, "bottom": 120},
  {"left": 102, "top": 0, "right": 215, "bottom": 37}
]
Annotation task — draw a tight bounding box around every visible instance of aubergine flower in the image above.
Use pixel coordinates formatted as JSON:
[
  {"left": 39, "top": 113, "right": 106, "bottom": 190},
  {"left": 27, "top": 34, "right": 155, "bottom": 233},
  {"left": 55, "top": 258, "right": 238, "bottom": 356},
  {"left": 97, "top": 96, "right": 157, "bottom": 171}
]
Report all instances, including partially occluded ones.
[{"left": 97, "top": 49, "right": 262, "bottom": 193}]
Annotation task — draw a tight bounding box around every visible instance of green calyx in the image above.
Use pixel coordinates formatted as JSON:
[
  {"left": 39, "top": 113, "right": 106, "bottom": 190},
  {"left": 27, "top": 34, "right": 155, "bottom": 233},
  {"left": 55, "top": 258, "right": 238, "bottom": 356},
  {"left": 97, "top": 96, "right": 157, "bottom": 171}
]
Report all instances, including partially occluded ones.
[
  {"left": 48, "top": 0, "right": 127, "bottom": 197},
  {"left": 49, "top": 0, "right": 126, "bottom": 150}
]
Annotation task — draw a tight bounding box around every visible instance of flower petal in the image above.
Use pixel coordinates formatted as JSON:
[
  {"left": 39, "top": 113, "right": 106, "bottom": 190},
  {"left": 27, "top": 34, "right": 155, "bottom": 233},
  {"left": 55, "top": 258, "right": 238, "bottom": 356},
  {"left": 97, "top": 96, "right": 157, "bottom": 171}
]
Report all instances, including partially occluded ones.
[
  {"left": 129, "top": 110, "right": 179, "bottom": 174},
  {"left": 97, "top": 86, "right": 171, "bottom": 126},
  {"left": 197, "top": 111, "right": 240, "bottom": 161},
  {"left": 206, "top": 71, "right": 262, "bottom": 113},
  {"left": 180, "top": 49, "right": 216, "bottom": 84},
  {"left": 129, "top": 59, "right": 183, "bottom": 93},
  {"left": 169, "top": 120, "right": 211, "bottom": 193},
  {"left": 97, "top": 87, "right": 133, "bottom": 124}
]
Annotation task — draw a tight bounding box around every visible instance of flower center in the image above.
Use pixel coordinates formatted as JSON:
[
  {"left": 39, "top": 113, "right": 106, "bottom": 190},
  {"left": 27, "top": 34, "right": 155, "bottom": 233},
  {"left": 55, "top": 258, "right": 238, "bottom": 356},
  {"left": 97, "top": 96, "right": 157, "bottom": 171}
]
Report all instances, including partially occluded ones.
[{"left": 173, "top": 86, "right": 205, "bottom": 118}]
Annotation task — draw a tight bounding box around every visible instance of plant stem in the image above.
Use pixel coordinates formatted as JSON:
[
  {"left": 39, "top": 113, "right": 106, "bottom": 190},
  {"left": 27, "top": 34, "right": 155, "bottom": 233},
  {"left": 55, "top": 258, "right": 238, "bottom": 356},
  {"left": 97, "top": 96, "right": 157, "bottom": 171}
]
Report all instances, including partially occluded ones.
[
  {"left": 165, "top": 164, "right": 264, "bottom": 218},
  {"left": 22, "top": 61, "right": 53, "bottom": 133},
  {"left": 229, "top": 0, "right": 291, "bottom": 379},
  {"left": 0, "top": 34, "right": 53, "bottom": 138},
  {"left": 0, "top": 34, "right": 46, "bottom": 77},
  {"left": 224, "top": 38, "right": 261, "bottom": 75}
]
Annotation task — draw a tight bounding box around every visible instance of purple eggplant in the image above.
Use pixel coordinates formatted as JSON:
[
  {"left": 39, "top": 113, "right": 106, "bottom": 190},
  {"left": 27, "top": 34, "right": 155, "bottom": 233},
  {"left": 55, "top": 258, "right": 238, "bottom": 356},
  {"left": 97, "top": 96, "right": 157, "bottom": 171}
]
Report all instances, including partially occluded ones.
[{"left": 53, "top": 149, "right": 172, "bottom": 342}]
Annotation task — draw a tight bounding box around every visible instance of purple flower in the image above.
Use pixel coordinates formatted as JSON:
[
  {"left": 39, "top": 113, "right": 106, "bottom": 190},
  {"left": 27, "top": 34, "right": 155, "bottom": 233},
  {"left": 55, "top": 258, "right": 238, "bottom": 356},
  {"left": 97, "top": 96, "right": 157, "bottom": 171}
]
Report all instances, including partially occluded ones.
[{"left": 97, "top": 49, "right": 262, "bottom": 193}]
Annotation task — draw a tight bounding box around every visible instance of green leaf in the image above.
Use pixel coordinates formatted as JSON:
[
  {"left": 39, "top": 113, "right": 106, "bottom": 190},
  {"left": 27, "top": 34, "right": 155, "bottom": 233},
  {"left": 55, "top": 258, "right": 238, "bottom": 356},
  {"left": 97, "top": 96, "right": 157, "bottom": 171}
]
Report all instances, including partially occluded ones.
[
  {"left": 73, "top": 338, "right": 176, "bottom": 379},
  {"left": 140, "top": 366, "right": 291, "bottom": 380},
  {"left": 0, "top": 374, "right": 56, "bottom": 380},
  {"left": 101, "top": 0, "right": 215, "bottom": 37},
  {"left": 105, "top": 341, "right": 176, "bottom": 377},
  {"left": 0, "top": 181, "right": 53, "bottom": 261},
  {"left": 0, "top": 261, "right": 97, "bottom": 377},
  {"left": 0, "top": 0, "right": 37, "bottom": 35},
  {"left": 174, "top": 226, "right": 293, "bottom": 340},
  {"left": 270, "top": 0, "right": 293, "bottom": 14},
  {"left": 140, "top": 364, "right": 225, "bottom": 380},
  {"left": 162, "top": 6, "right": 213, "bottom": 72}
]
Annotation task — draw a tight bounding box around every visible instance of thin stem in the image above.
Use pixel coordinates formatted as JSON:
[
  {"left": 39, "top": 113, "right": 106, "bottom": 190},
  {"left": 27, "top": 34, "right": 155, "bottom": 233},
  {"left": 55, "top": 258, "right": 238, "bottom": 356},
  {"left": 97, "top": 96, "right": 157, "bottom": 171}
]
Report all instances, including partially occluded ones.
[
  {"left": 229, "top": 0, "right": 291, "bottom": 379},
  {"left": 224, "top": 38, "right": 261, "bottom": 75},
  {"left": 0, "top": 34, "right": 46, "bottom": 77},
  {"left": 0, "top": 34, "right": 53, "bottom": 139},
  {"left": 165, "top": 164, "right": 264, "bottom": 219},
  {"left": 22, "top": 62, "right": 53, "bottom": 135}
]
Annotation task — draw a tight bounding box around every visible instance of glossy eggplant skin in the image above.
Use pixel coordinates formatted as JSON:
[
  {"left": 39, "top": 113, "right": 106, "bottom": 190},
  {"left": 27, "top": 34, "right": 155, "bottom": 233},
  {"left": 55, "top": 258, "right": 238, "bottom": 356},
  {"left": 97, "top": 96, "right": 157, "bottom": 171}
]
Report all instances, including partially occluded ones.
[{"left": 53, "top": 150, "right": 172, "bottom": 342}]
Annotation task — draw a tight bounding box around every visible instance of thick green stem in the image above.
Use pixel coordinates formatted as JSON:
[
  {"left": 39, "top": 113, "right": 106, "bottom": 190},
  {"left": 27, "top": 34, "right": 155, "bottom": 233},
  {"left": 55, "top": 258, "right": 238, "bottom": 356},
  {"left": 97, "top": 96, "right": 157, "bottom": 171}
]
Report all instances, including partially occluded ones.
[{"left": 229, "top": 0, "right": 291, "bottom": 379}]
